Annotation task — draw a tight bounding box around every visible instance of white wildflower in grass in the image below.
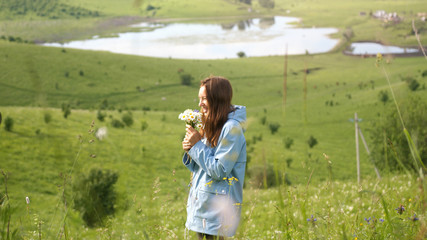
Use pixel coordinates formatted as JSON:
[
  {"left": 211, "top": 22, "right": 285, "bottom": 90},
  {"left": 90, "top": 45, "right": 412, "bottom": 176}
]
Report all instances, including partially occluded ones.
[
  {"left": 95, "top": 127, "right": 108, "bottom": 140},
  {"left": 178, "top": 109, "right": 203, "bottom": 130},
  {"left": 26, "top": 196, "right": 30, "bottom": 204}
]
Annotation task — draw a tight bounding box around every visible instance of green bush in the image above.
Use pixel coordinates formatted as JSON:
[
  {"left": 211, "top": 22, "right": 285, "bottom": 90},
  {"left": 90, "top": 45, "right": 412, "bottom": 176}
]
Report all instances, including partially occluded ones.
[
  {"left": 268, "top": 122, "right": 280, "bottom": 134},
  {"left": 111, "top": 119, "right": 124, "bottom": 128},
  {"left": 283, "top": 137, "right": 293, "bottom": 149},
  {"left": 141, "top": 119, "right": 148, "bottom": 131},
  {"left": 370, "top": 96, "right": 427, "bottom": 172},
  {"left": 378, "top": 90, "right": 389, "bottom": 105},
  {"left": 408, "top": 79, "right": 420, "bottom": 91},
  {"left": 122, "top": 113, "right": 134, "bottom": 127},
  {"left": 146, "top": 5, "right": 156, "bottom": 11},
  {"left": 73, "top": 168, "right": 119, "bottom": 227},
  {"left": 180, "top": 73, "right": 194, "bottom": 86},
  {"left": 44, "top": 112, "right": 52, "bottom": 124},
  {"left": 260, "top": 116, "right": 267, "bottom": 125},
  {"left": 307, "top": 135, "right": 318, "bottom": 148},
  {"left": 61, "top": 103, "right": 71, "bottom": 119},
  {"left": 97, "top": 110, "right": 106, "bottom": 122},
  {"left": 4, "top": 116, "right": 13, "bottom": 132},
  {"left": 237, "top": 51, "right": 246, "bottom": 58},
  {"left": 286, "top": 158, "right": 293, "bottom": 168}
]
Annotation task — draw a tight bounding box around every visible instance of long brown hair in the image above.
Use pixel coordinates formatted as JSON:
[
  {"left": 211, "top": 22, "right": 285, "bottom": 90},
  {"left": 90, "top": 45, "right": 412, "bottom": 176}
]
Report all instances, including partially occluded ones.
[{"left": 200, "top": 76, "right": 233, "bottom": 147}]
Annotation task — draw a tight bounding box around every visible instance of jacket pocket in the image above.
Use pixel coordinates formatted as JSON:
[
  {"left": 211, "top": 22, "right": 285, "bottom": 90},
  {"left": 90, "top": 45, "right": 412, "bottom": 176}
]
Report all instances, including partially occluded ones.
[{"left": 193, "top": 181, "right": 229, "bottom": 222}]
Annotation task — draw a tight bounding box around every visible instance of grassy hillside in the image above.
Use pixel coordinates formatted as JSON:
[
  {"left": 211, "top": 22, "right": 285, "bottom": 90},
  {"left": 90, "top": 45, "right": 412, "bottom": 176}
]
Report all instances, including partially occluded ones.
[
  {"left": 2, "top": 39, "right": 427, "bottom": 181},
  {"left": 1, "top": 0, "right": 427, "bottom": 238}
]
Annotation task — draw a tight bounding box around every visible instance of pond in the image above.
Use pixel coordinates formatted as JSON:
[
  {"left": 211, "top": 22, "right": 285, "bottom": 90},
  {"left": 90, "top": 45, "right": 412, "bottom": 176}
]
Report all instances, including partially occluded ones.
[
  {"left": 344, "top": 42, "right": 421, "bottom": 56},
  {"left": 43, "top": 16, "right": 340, "bottom": 59}
]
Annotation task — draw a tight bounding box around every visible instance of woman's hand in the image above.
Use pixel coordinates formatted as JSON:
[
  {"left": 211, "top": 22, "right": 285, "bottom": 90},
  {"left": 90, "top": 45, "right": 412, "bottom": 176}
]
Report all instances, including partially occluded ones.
[{"left": 182, "top": 125, "right": 202, "bottom": 151}]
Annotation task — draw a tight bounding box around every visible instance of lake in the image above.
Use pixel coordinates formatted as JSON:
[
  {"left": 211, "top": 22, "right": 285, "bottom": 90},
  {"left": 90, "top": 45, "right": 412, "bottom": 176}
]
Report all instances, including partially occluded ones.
[
  {"left": 43, "top": 16, "right": 340, "bottom": 59},
  {"left": 345, "top": 42, "right": 421, "bottom": 56}
]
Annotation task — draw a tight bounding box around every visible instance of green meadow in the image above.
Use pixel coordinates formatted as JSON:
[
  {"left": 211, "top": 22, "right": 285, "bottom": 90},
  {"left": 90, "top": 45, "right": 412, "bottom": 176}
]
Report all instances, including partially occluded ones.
[{"left": 1, "top": 0, "right": 427, "bottom": 239}]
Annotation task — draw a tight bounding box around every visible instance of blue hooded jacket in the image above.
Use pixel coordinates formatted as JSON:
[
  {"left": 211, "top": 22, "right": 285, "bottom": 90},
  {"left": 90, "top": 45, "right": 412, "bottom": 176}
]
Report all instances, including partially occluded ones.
[{"left": 182, "top": 105, "right": 247, "bottom": 237}]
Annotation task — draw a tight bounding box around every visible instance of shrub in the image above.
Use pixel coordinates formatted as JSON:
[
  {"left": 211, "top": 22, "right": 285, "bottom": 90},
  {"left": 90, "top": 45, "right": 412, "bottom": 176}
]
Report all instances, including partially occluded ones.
[
  {"left": 268, "top": 122, "right": 280, "bottom": 134},
  {"left": 111, "top": 119, "right": 124, "bottom": 128},
  {"left": 61, "top": 104, "right": 71, "bottom": 118},
  {"left": 378, "top": 90, "right": 389, "bottom": 105},
  {"left": 237, "top": 51, "right": 246, "bottom": 58},
  {"left": 4, "top": 116, "right": 13, "bottom": 132},
  {"left": 408, "top": 79, "right": 420, "bottom": 91},
  {"left": 370, "top": 96, "right": 427, "bottom": 172},
  {"left": 97, "top": 110, "right": 106, "bottom": 122},
  {"left": 100, "top": 99, "right": 108, "bottom": 110},
  {"left": 141, "top": 119, "right": 148, "bottom": 131},
  {"left": 44, "top": 112, "right": 52, "bottom": 124},
  {"left": 73, "top": 168, "right": 119, "bottom": 227},
  {"left": 122, "top": 113, "right": 133, "bottom": 127},
  {"left": 286, "top": 158, "right": 293, "bottom": 168},
  {"left": 260, "top": 116, "right": 267, "bottom": 125},
  {"left": 401, "top": 76, "right": 419, "bottom": 91},
  {"left": 146, "top": 5, "right": 156, "bottom": 11},
  {"left": 180, "top": 73, "right": 194, "bottom": 86},
  {"left": 307, "top": 135, "right": 318, "bottom": 148},
  {"left": 283, "top": 137, "right": 293, "bottom": 149}
]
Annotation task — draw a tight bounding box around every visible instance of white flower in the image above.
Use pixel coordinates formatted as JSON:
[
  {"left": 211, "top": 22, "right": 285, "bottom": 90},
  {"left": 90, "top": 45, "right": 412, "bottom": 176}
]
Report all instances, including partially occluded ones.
[
  {"left": 179, "top": 109, "right": 203, "bottom": 130},
  {"left": 26, "top": 197, "right": 30, "bottom": 204},
  {"left": 95, "top": 127, "right": 108, "bottom": 140}
]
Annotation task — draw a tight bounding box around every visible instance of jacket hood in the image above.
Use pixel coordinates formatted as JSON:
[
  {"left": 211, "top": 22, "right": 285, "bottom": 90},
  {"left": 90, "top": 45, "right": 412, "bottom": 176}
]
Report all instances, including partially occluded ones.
[{"left": 229, "top": 105, "right": 246, "bottom": 125}]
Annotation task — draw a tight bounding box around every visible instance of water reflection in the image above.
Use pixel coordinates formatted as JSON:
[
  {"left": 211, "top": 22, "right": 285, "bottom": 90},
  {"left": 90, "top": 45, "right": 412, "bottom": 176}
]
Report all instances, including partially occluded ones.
[{"left": 43, "top": 16, "right": 339, "bottom": 59}]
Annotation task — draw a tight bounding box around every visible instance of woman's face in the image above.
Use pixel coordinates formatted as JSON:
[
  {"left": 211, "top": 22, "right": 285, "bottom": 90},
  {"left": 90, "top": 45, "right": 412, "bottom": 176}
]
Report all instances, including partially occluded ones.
[{"left": 198, "top": 85, "right": 209, "bottom": 115}]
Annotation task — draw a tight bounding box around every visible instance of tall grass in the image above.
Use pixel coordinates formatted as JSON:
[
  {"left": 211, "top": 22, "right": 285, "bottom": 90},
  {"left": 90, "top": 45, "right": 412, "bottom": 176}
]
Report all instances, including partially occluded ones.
[{"left": 376, "top": 53, "right": 426, "bottom": 177}]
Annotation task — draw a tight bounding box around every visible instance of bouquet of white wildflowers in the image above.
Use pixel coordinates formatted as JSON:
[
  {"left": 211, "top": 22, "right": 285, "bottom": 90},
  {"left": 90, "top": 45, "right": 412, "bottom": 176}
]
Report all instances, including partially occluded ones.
[{"left": 179, "top": 109, "right": 203, "bottom": 130}]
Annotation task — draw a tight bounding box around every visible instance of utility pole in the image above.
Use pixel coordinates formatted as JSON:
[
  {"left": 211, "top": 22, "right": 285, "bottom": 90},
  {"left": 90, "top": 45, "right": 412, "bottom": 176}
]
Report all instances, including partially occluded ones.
[{"left": 355, "top": 113, "right": 360, "bottom": 185}]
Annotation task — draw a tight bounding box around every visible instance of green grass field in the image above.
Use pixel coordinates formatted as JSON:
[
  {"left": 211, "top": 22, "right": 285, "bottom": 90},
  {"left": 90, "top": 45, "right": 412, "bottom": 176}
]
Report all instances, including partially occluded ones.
[{"left": 1, "top": 0, "right": 427, "bottom": 239}]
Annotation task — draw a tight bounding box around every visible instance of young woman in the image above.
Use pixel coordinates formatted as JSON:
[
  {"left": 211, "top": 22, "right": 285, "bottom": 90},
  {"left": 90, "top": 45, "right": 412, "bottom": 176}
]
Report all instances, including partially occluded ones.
[{"left": 182, "top": 76, "right": 247, "bottom": 239}]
